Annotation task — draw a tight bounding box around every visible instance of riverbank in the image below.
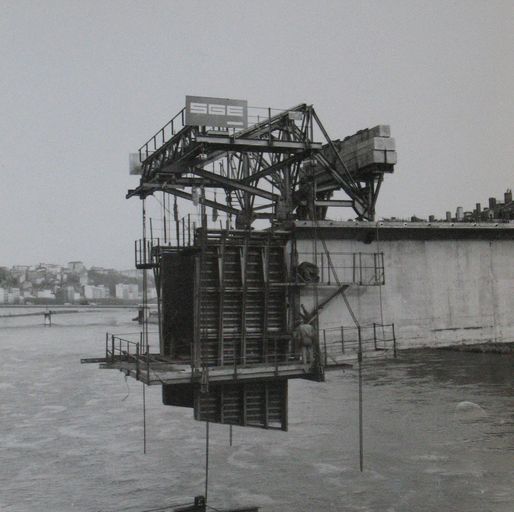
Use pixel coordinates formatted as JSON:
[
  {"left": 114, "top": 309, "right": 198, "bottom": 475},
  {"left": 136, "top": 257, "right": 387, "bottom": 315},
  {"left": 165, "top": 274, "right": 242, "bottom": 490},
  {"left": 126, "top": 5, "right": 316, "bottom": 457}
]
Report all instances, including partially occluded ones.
[{"left": 438, "top": 341, "right": 514, "bottom": 354}]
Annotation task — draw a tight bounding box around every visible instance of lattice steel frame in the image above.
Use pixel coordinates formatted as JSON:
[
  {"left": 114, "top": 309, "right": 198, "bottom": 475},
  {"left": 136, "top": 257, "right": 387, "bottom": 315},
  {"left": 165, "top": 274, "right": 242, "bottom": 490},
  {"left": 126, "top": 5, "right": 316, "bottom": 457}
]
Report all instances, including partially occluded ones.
[{"left": 128, "top": 103, "right": 387, "bottom": 224}]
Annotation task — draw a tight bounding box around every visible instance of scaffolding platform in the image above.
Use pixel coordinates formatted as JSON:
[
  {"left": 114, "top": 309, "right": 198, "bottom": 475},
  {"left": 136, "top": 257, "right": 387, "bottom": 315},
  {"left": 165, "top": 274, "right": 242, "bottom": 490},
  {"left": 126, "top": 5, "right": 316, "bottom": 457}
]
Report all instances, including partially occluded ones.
[{"left": 96, "top": 355, "right": 311, "bottom": 386}]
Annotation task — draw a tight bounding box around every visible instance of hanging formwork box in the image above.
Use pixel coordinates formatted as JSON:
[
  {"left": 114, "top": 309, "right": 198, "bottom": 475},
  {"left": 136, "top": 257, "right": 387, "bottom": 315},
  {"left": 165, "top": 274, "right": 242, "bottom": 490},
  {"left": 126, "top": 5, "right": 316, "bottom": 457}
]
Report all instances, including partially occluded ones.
[{"left": 159, "top": 230, "right": 293, "bottom": 430}]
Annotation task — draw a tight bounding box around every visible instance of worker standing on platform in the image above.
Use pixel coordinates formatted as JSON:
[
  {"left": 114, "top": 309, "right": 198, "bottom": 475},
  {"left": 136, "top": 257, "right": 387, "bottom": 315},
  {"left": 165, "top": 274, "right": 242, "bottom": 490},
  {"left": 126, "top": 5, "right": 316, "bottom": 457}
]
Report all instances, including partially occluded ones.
[{"left": 294, "top": 318, "right": 316, "bottom": 368}]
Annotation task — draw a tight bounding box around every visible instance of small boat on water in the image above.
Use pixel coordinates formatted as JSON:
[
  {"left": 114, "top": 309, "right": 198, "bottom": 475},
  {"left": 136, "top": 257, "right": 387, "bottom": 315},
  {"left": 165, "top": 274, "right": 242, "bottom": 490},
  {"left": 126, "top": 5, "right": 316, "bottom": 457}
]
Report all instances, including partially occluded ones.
[{"left": 174, "top": 496, "right": 258, "bottom": 512}]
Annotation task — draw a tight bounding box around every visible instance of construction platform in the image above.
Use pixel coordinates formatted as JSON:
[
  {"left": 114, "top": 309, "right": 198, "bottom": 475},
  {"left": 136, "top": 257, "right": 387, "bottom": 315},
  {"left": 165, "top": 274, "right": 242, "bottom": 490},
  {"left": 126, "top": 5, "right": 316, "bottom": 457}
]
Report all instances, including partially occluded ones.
[{"left": 84, "top": 97, "right": 399, "bottom": 432}]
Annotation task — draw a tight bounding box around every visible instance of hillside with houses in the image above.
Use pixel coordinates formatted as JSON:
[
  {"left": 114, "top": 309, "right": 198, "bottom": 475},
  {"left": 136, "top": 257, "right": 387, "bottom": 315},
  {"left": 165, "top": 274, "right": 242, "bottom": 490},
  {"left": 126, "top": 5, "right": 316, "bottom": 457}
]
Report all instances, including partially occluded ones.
[{"left": 0, "top": 261, "right": 156, "bottom": 305}]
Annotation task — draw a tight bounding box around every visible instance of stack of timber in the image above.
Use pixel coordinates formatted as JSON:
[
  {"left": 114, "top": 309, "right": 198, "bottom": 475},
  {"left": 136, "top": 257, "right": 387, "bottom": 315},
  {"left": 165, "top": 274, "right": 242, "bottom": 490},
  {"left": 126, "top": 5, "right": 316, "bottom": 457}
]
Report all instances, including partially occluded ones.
[{"left": 327, "top": 125, "right": 396, "bottom": 177}]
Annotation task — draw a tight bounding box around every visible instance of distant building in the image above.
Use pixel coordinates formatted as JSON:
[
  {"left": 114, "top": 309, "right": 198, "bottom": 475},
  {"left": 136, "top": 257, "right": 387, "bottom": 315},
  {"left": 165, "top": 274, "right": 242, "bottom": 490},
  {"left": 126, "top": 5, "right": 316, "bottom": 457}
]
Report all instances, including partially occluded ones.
[
  {"left": 12, "top": 265, "right": 30, "bottom": 272},
  {"left": 79, "top": 273, "right": 89, "bottom": 286},
  {"left": 120, "top": 269, "right": 140, "bottom": 279},
  {"left": 115, "top": 283, "right": 139, "bottom": 300},
  {"left": 20, "top": 281, "right": 33, "bottom": 296},
  {"left": 8, "top": 288, "right": 21, "bottom": 304},
  {"left": 440, "top": 188, "right": 514, "bottom": 223},
  {"left": 0, "top": 287, "right": 5, "bottom": 304},
  {"left": 64, "top": 286, "right": 76, "bottom": 303},
  {"left": 83, "top": 285, "right": 109, "bottom": 300},
  {"left": 39, "top": 263, "right": 62, "bottom": 276},
  {"left": 90, "top": 266, "right": 115, "bottom": 275},
  {"left": 68, "top": 261, "right": 86, "bottom": 273},
  {"left": 499, "top": 189, "right": 514, "bottom": 219},
  {"left": 10, "top": 268, "right": 26, "bottom": 284},
  {"left": 27, "top": 269, "right": 46, "bottom": 283}
]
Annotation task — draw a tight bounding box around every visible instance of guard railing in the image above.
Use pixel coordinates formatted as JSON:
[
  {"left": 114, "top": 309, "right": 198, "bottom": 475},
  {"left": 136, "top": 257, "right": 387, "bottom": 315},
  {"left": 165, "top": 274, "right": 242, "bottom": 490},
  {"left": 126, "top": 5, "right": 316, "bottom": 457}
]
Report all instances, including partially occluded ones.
[
  {"left": 104, "top": 332, "right": 313, "bottom": 379},
  {"left": 296, "top": 251, "right": 385, "bottom": 286},
  {"left": 320, "top": 322, "right": 396, "bottom": 365},
  {"left": 138, "top": 108, "right": 186, "bottom": 162}
]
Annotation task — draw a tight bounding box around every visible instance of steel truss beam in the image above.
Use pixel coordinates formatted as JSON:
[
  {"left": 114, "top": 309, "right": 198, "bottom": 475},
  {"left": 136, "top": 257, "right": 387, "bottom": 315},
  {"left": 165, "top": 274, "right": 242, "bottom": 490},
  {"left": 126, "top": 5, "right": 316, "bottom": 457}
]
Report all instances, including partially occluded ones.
[
  {"left": 129, "top": 103, "right": 392, "bottom": 223},
  {"left": 189, "top": 167, "right": 279, "bottom": 202},
  {"left": 127, "top": 183, "right": 241, "bottom": 216}
]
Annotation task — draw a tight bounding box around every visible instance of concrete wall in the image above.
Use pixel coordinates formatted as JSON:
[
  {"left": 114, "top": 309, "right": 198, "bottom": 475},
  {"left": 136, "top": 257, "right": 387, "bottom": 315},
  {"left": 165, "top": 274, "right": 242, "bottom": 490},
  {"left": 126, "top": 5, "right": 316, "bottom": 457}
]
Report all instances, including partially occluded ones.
[{"left": 294, "top": 222, "right": 514, "bottom": 349}]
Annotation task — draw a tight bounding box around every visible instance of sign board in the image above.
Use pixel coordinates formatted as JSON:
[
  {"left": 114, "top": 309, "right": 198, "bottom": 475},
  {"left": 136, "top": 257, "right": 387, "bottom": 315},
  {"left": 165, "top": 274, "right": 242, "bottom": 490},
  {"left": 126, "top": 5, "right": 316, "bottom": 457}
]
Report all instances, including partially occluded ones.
[{"left": 185, "top": 95, "right": 248, "bottom": 129}]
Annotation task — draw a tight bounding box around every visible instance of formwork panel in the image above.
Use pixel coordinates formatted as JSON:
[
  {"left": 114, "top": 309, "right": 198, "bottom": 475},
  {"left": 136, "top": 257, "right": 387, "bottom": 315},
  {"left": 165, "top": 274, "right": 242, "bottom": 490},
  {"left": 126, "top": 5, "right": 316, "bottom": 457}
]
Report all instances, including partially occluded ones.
[
  {"left": 194, "top": 380, "right": 288, "bottom": 431},
  {"left": 160, "top": 231, "right": 291, "bottom": 368},
  {"left": 161, "top": 251, "right": 195, "bottom": 358}
]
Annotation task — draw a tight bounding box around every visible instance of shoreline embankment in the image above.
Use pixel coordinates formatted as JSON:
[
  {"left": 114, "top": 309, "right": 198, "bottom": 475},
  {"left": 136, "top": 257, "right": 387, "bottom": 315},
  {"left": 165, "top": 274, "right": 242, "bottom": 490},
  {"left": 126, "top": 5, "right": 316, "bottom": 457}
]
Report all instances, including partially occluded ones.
[{"left": 437, "top": 341, "right": 514, "bottom": 354}]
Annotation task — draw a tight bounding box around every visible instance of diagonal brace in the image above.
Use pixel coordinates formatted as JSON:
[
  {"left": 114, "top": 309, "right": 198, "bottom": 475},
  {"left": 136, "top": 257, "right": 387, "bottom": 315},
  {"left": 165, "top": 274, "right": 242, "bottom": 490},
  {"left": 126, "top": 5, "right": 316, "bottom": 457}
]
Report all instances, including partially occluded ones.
[
  {"left": 132, "top": 183, "right": 241, "bottom": 216},
  {"left": 190, "top": 167, "right": 279, "bottom": 202},
  {"left": 240, "top": 152, "right": 310, "bottom": 185}
]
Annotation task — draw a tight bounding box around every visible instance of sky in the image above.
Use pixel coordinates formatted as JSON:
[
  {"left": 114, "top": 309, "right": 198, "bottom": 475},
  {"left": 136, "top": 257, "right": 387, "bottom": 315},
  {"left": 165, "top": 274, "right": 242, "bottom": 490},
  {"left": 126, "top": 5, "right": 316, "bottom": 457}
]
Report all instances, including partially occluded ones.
[{"left": 1, "top": 0, "right": 513, "bottom": 269}]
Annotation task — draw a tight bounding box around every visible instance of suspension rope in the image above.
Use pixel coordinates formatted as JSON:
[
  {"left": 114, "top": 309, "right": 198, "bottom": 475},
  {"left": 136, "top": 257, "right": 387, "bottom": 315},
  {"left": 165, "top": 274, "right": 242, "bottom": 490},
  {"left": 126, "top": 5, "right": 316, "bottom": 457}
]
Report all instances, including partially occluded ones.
[
  {"left": 141, "top": 198, "right": 149, "bottom": 454},
  {"left": 205, "top": 420, "right": 210, "bottom": 503},
  {"left": 143, "top": 383, "right": 147, "bottom": 454}
]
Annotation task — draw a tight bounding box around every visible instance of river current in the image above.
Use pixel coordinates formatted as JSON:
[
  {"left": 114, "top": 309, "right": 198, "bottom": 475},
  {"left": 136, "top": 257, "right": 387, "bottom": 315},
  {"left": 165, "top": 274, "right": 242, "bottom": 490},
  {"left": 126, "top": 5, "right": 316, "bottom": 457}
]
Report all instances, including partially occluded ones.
[{"left": 0, "top": 308, "right": 512, "bottom": 512}]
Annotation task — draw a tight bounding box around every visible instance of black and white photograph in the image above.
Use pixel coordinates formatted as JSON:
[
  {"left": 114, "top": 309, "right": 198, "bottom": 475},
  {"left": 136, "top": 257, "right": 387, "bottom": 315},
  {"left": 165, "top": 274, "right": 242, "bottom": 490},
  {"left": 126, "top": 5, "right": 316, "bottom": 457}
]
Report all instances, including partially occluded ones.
[{"left": 1, "top": 1, "right": 513, "bottom": 511}]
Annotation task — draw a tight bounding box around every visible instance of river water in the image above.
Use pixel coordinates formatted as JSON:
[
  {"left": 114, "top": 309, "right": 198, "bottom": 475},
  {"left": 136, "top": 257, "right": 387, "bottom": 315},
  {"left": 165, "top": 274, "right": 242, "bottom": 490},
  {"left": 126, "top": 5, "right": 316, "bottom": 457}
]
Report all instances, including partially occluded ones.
[{"left": 0, "top": 308, "right": 512, "bottom": 512}]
